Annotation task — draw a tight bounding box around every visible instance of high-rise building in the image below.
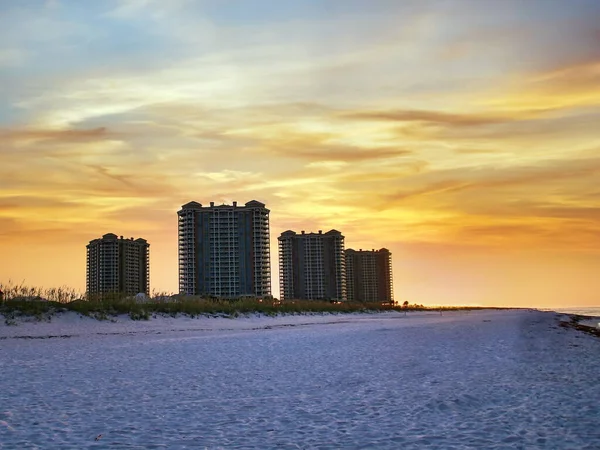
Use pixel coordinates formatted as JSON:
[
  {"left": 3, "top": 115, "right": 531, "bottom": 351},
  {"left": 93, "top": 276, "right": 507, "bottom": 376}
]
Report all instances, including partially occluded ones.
[
  {"left": 86, "top": 233, "right": 150, "bottom": 295},
  {"left": 178, "top": 200, "right": 271, "bottom": 298},
  {"left": 345, "top": 248, "right": 393, "bottom": 304},
  {"left": 278, "top": 230, "right": 346, "bottom": 301}
]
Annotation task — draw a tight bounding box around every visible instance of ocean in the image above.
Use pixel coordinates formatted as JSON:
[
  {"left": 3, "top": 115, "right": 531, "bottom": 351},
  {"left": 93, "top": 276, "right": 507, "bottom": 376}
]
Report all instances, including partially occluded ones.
[{"left": 540, "top": 307, "right": 600, "bottom": 317}]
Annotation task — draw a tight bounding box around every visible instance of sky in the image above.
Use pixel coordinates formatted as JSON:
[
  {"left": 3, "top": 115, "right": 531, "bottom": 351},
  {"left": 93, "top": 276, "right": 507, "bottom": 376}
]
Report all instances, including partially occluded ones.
[{"left": 1, "top": 0, "right": 599, "bottom": 307}]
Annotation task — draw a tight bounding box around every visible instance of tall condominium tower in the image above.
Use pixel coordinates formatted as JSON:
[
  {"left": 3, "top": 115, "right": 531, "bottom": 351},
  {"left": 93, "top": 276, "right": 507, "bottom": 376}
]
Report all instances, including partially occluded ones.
[
  {"left": 345, "top": 248, "right": 393, "bottom": 304},
  {"left": 278, "top": 230, "right": 346, "bottom": 302},
  {"left": 86, "top": 233, "right": 150, "bottom": 295},
  {"left": 178, "top": 200, "right": 271, "bottom": 298}
]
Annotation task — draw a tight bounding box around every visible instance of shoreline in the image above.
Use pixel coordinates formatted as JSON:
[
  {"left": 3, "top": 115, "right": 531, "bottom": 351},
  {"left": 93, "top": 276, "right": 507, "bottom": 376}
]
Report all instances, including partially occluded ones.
[{"left": 559, "top": 313, "right": 600, "bottom": 338}]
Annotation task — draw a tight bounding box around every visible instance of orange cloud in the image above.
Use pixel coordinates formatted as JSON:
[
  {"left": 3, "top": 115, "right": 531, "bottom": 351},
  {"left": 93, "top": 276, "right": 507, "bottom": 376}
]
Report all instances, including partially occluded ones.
[
  {"left": 0, "top": 126, "right": 118, "bottom": 143},
  {"left": 345, "top": 109, "right": 519, "bottom": 127}
]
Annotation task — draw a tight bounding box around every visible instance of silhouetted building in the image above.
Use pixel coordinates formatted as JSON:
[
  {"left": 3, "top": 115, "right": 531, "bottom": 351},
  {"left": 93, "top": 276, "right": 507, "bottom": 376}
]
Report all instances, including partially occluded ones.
[
  {"left": 178, "top": 200, "right": 271, "bottom": 298},
  {"left": 345, "top": 248, "right": 393, "bottom": 304},
  {"left": 278, "top": 230, "right": 346, "bottom": 301},
  {"left": 86, "top": 233, "right": 150, "bottom": 295}
]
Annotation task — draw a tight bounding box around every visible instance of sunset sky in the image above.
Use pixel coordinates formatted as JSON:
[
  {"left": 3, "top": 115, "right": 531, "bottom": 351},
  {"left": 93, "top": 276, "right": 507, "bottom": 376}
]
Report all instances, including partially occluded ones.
[{"left": 1, "top": 0, "right": 599, "bottom": 307}]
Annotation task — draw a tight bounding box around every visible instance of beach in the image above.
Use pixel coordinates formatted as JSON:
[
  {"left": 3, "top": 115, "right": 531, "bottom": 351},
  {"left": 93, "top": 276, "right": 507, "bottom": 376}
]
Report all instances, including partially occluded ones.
[{"left": 1, "top": 309, "right": 599, "bottom": 449}]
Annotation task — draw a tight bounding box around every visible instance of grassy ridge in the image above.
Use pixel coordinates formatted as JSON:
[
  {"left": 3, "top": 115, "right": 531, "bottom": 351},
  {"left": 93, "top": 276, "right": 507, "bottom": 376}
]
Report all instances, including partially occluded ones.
[
  {"left": 0, "top": 281, "right": 506, "bottom": 322},
  {"left": 1, "top": 296, "right": 407, "bottom": 322}
]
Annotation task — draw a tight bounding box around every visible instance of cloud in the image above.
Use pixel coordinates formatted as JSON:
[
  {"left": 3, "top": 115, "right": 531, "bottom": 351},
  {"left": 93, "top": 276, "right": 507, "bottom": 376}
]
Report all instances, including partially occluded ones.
[
  {"left": 453, "top": 221, "right": 600, "bottom": 250},
  {"left": 0, "top": 48, "right": 27, "bottom": 67},
  {"left": 533, "top": 61, "right": 600, "bottom": 87},
  {"left": 86, "top": 164, "right": 137, "bottom": 189},
  {"left": 306, "top": 160, "right": 348, "bottom": 170},
  {"left": 44, "top": 0, "right": 61, "bottom": 9},
  {"left": 105, "top": 0, "right": 193, "bottom": 19},
  {"left": 453, "top": 148, "right": 501, "bottom": 155},
  {"left": 345, "top": 109, "right": 520, "bottom": 127},
  {"left": 0, "top": 196, "right": 83, "bottom": 212},
  {"left": 383, "top": 156, "right": 600, "bottom": 204},
  {"left": 481, "top": 60, "right": 600, "bottom": 113},
  {"left": 223, "top": 121, "right": 415, "bottom": 163},
  {"left": 0, "top": 126, "right": 118, "bottom": 143},
  {"left": 384, "top": 180, "right": 471, "bottom": 203},
  {"left": 269, "top": 145, "right": 412, "bottom": 163},
  {"left": 343, "top": 103, "right": 600, "bottom": 149}
]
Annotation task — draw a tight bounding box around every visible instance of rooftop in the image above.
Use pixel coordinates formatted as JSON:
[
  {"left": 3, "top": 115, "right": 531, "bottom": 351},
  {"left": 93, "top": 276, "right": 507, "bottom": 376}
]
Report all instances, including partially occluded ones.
[{"left": 180, "top": 200, "right": 267, "bottom": 210}]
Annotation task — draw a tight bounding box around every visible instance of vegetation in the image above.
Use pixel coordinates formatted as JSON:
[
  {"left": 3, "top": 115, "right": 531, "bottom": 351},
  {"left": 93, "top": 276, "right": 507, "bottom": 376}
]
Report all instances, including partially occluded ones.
[{"left": 0, "top": 281, "right": 510, "bottom": 323}]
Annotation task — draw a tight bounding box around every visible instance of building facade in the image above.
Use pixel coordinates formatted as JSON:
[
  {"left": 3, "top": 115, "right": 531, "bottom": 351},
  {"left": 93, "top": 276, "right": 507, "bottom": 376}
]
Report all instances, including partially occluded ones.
[
  {"left": 178, "top": 200, "right": 271, "bottom": 298},
  {"left": 345, "top": 248, "right": 393, "bottom": 304},
  {"left": 86, "top": 233, "right": 150, "bottom": 295},
  {"left": 278, "top": 230, "right": 346, "bottom": 301}
]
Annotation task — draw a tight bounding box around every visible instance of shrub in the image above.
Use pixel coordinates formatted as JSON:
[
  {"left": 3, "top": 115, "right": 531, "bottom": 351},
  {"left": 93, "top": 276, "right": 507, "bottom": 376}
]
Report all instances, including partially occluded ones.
[{"left": 1, "top": 281, "right": 504, "bottom": 321}]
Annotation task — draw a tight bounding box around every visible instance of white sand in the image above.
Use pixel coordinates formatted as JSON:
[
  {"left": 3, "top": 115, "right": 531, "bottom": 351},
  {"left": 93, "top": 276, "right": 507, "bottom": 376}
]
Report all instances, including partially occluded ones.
[{"left": 1, "top": 309, "right": 598, "bottom": 448}]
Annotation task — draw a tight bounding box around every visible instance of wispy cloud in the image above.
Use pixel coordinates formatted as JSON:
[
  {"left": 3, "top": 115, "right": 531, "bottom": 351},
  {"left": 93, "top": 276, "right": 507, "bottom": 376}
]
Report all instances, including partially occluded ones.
[{"left": 0, "top": 126, "right": 118, "bottom": 143}]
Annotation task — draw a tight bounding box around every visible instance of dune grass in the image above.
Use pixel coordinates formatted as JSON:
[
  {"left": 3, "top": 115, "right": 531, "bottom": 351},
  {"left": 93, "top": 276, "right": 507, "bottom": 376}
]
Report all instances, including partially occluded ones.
[{"left": 0, "top": 281, "right": 505, "bottom": 322}]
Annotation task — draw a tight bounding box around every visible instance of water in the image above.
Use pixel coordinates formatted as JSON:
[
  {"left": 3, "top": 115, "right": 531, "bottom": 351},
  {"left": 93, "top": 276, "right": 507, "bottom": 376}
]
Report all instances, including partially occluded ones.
[{"left": 540, "top": 307, "right": 600, "bottom": 317}]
